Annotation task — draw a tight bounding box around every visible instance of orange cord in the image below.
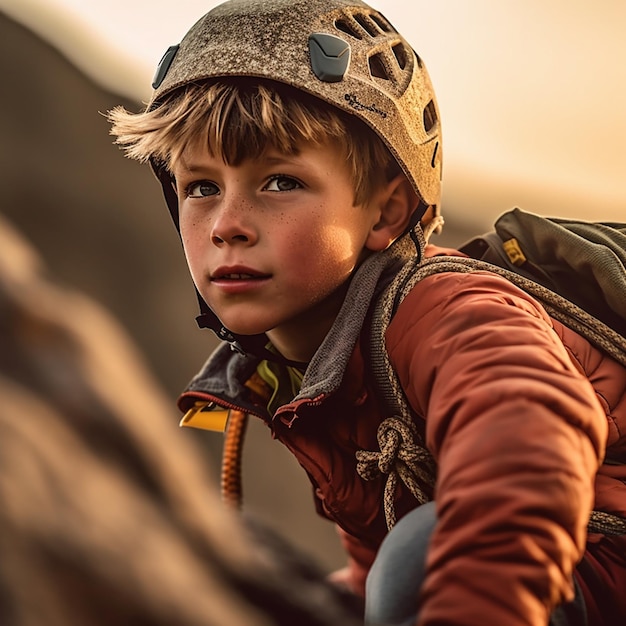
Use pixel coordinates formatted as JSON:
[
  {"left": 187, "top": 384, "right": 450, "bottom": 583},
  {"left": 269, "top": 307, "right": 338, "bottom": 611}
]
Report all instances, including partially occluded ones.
[{"left": 220, "top": 410, "right": 249, "bottom": 509}]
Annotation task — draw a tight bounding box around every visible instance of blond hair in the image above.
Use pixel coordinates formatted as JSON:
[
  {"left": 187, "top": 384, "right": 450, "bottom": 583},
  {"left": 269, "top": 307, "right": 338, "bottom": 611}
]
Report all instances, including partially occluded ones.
[{"left": 108, "top": 79, "right": 399, "bottom": 205}]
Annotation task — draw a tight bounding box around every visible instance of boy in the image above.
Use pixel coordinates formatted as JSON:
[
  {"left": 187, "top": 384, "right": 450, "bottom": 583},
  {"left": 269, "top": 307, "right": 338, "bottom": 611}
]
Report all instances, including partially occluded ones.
[{"left": 108, "top": 1, "right": 626, "bottom": 624}]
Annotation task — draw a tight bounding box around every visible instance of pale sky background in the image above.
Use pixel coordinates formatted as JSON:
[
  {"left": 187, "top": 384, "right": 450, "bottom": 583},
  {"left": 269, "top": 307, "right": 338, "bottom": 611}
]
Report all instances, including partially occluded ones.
[{"left": 1, "top": 0, "right": 625, "bottom": 225}]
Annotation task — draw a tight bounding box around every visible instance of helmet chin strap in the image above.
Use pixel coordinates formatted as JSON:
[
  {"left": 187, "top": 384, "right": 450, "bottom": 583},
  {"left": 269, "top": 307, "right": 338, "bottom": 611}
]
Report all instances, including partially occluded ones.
[
  {"left": 403, "top": 198, "right": 442, "bottom": 242},
  {"left": 195, "top": 302, "right": 309, "bottom": 369}
]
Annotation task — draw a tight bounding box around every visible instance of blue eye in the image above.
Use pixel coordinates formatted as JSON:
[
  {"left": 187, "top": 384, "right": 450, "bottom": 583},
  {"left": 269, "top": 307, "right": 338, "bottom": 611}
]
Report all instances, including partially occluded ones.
[
  {"left": 187, "top": 181, "right": 219, "bottom": 197},
  {"left": 265, "top": 176, "right": 301, "bottom": 192}
]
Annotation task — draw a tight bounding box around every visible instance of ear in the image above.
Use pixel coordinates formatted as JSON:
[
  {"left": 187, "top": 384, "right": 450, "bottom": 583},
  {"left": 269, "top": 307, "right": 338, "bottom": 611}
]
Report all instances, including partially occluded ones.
[{"left": 365, "top": 174, "right": 419, "bottom": 251}]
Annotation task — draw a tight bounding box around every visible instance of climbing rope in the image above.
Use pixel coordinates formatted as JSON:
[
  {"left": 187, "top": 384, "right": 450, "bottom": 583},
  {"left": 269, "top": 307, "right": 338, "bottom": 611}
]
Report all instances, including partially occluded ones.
[
  {"left": 588, "top": 510, "right": 626, "bottom": 536},
  {"left": 221, "top": 409, "right": 248, "bottom": 509}
]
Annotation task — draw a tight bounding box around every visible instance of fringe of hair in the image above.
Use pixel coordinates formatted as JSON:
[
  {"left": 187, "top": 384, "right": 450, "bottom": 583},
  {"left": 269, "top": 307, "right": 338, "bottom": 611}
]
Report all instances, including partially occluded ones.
[{"left": 107, "top": 79, "right": 398, "bottom": 205}]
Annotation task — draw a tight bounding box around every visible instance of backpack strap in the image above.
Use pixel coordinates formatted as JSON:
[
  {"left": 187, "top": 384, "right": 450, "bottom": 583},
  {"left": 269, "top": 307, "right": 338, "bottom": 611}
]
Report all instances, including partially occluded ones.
[{"left": 361, "top": 254, "right": 626, "bottom": 534}]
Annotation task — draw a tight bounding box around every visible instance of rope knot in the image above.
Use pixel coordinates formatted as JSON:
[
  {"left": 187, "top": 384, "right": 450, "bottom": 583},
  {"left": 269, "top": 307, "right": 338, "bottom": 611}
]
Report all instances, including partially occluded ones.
[
  {"left": 377, "top": 416, "right": 415, "bottom": 473},
  {"left": 356, "top": 416, "right": 436, "bottom": 529}
]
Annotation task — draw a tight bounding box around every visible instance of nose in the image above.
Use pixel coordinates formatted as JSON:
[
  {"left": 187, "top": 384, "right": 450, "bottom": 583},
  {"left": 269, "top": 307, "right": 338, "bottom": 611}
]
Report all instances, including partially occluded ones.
[{"left": 210, "top": 195, "right": 257, "bottom": 246}]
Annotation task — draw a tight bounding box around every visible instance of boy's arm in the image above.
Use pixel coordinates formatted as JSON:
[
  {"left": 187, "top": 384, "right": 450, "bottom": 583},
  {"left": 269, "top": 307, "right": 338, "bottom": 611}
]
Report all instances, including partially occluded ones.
[{"left": 386, "top": 270, "right": 606, "bottom": 625}]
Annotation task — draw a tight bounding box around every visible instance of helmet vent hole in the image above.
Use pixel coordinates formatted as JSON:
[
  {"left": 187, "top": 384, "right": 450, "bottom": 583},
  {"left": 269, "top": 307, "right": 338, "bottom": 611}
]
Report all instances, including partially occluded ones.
[
  {"left": 423, "top": 99, "right": 438, "bottom": 133},
  {"left": 370, "top": 13, "right": 394, "bottom": 33},
  {"left": 392, "top": 43, "right": 407, "bottom": 70},
  {"left": 354, "top": 13, "right": 380, "bottom": 37},
  {"left": 368, "top": 53, "right": 389, "bottom": 80},
  {"left": 335, "top": 18, "right": 363, "bottom": 40}
]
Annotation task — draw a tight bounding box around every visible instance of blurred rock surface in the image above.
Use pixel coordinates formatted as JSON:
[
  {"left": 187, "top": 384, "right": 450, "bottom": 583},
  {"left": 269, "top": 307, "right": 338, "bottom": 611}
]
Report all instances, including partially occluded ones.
[
  {"left": 0, "top": 10, "right": 355, "bottom": 571},
  {"left": 0, "top": 215, "right": 365, "bottom": 625}
]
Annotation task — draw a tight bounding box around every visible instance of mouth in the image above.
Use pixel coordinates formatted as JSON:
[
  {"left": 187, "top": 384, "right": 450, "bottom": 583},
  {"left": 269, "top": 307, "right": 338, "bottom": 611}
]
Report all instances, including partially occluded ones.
[
  {"left": 211, "top": 267, "right": 271, "bottom": 282},
  {"left": 214, "top": 273, "right": 267, "bottom": 280}
]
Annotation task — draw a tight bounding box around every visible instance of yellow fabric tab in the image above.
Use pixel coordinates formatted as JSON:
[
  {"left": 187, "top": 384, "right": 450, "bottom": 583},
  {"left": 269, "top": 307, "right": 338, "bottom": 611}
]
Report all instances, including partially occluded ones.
[
  {"left": 179, "top": 401, "right": 229, "bottom": 432},
  {"left": 502, "top": 237, "right": 527, "bottom": 266}
]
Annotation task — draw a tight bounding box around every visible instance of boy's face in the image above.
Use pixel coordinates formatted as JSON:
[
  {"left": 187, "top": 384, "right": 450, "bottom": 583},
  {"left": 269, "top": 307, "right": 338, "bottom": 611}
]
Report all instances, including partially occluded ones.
[{"left": 172, "top": 140, "right": 383, "bottom": 363}]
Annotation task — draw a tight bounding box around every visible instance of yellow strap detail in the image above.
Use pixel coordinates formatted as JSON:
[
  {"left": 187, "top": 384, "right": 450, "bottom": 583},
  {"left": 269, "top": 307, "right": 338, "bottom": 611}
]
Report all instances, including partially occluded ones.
[
  {"left": 502, "top": 237, "right": 527, "bottom": 266},
  {"left": 179, "top": 401, "right": 229, "bottom": 432}
]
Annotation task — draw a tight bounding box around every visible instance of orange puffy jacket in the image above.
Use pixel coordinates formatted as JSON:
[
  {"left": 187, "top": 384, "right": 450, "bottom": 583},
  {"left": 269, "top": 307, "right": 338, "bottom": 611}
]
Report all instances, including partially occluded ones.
[{"left": 378, "top": 262, "right": 626, "bottom": 624}]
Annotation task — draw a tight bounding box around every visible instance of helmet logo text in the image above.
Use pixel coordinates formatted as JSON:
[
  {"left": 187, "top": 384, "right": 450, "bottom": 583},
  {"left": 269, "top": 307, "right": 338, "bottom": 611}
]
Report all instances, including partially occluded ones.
[{"left": 344, "top": 93, "right": 387, "bottom": 118}]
